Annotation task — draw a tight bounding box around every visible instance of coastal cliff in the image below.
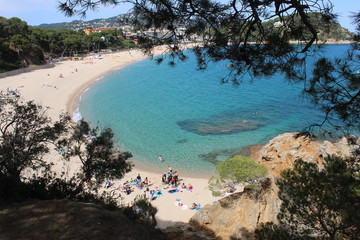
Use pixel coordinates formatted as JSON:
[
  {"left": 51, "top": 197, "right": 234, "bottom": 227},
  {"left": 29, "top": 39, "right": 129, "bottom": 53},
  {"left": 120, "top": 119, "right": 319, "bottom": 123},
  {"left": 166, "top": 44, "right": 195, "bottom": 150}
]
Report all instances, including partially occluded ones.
[
  {"left": 190, "top": 178, "right": 279, "bottom": 240},
  {"left": 189, "top": 132, "right": 359, "bottom": 240},
  {"left": 257, "top": 132, "right": 359, "bottom": 176}
]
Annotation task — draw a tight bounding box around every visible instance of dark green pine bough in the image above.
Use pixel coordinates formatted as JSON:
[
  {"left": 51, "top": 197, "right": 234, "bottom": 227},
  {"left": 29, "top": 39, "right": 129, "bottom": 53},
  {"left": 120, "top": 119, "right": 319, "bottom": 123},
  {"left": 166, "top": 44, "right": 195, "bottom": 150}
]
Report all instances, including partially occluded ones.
[
  {"left": 59, "top": 0, "right": 360, "bottom": 133},
  {"left": 255, "top": 155, "right": 360, "bottom": 240}
]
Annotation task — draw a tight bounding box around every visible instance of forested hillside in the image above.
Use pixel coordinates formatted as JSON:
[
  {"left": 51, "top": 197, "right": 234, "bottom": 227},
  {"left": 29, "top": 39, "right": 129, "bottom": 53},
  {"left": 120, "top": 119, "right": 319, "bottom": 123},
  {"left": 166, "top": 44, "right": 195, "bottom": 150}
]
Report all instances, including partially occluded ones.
[{"left": 0, "top": 17, "right": 135, "bottom": 73}]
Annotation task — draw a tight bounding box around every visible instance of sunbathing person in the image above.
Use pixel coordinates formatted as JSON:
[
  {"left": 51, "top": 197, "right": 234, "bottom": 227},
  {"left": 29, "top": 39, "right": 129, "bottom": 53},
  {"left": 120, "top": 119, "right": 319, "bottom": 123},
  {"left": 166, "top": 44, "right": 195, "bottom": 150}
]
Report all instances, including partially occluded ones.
[
  {"left": 143, "top": 177, "right": 149, "bottom": 185},
  {"left": 190, "top": 203, "right": 199, "bottom": 210}
]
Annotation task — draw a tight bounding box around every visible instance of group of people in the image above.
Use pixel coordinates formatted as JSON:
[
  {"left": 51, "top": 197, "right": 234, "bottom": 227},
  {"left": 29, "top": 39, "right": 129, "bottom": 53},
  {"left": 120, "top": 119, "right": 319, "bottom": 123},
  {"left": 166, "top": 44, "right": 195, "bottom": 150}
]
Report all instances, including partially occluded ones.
[
  {"left": 144, "top": 188, "right": 163, "bottom": 200},
  {"left": 162, "top": 166, "right": 180, "bottom": 186},
  {"left": 103, "top": 165, "right": 195, "bottom": 203},
  {"left": 161, "top": 166, "right": 193, "bottom": 191},
  {"left": 120, "top": 174, "right": 151, "bottom": 195},
  {"left": 181, "top": 183, "right": 193, "bottom": 191}
]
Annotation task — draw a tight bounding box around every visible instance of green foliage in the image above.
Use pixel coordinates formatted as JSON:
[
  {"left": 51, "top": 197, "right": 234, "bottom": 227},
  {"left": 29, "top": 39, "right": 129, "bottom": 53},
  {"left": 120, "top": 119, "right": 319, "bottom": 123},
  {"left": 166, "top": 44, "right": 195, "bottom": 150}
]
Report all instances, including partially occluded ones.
[
  {"left": 208, "top": 155, "right": 267, "bottom": 196},
  {"left": 0, "top": 94, "right": 158, "bottom": 230},
  {"left": 256, "top": 155, "right": 360, "bottom": 240},
  {"left": 0, "top": 93, "right": 132, "bottom": 202},
  {"left": 0, "top": 16, "right": 136, "bottom": 72},
  {"left": 261, "top": 12, "right": 353, "bottom": 42},
  {"left": 216, "top": 155, "right": 267, "bottom": 182},
  {"left": 63, "top": 120, "right": 133, "bottom": 185},
  {"left": 0, "top": 92, "right": 69, "bottom": 182},
  {"left": 0, "top": 17, "right": 44, "bottom": 71},
  {"left": 244, "top": 184, "right": 259, "bottom": 191},
  {"left": 303, "top": 52, "right": 360, "bottom": 130},
  {"left": 211, "top": 190, "right": 221, "bottom": 197}
]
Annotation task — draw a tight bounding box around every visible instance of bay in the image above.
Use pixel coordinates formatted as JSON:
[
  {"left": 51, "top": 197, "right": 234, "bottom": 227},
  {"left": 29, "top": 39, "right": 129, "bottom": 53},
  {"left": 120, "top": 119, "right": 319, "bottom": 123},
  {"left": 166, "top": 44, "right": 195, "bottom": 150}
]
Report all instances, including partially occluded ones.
[{"left": 78, "top": 45, "right": 350, "bottom": 175}]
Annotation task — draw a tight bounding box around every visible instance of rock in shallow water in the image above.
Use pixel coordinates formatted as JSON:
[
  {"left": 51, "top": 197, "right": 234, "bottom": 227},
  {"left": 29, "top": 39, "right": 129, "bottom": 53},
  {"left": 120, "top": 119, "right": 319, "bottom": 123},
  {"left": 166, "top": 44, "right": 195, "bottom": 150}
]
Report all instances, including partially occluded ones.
[{"left": 177, "top": 118, "right": 265, "bottom": 135}]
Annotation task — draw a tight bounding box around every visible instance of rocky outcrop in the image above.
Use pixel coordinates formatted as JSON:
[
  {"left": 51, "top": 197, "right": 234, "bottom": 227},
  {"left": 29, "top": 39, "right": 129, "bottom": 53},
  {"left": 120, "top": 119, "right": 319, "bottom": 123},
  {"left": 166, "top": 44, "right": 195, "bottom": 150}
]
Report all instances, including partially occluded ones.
[
  {"left": 190, "top": 178, "right": 279, "bottom": 240},
  {"left": 258, "top": 132, "right": 359, "bottom": 176},
  {"left": 189, "top": 132, "right": 359, "bottom": 240}
]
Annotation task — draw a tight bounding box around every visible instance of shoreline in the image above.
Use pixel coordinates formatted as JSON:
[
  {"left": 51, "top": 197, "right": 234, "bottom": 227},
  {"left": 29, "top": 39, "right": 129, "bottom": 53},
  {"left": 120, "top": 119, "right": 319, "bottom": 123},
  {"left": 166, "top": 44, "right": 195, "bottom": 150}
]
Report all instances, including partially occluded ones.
[
  {"left": 66, "top": 52, "right": 146, "bottom": 121},
  {"left": 0, "top": 46, "right": 223, "bottom": 228},
  {"left": 64, "top": 44, "right": 218, "bottom": 179}
]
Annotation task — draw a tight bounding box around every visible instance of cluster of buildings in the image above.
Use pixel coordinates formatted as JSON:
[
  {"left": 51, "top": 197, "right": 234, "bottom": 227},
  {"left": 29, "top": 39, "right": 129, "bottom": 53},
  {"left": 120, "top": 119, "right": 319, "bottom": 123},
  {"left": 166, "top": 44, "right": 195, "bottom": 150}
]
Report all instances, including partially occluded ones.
[
  {"left": 83, "top": 25, "right": 201, "bottom": 44},
  {"left": 78, "top": 14, "right": 202, "bottom": 44}
]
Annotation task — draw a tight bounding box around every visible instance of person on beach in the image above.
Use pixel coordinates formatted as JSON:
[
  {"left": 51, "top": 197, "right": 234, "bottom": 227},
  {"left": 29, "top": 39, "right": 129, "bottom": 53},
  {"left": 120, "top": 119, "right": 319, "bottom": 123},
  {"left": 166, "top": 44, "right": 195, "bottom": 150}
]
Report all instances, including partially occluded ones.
[
  {"left": 59, "top": 73, "right": 64, "bottom": 78},
  {"left": 170, "top": 177, "right": 176, "bottom": 186},
  {"left": 149, "top": 190, "right": 155, "bottom": 199},
  {"left": 190, "top": 203, "right": 199, "bottom": 210},
  {"left": 181, "top": 183, "right": 187, "bottom": 189},
  {"left": 116, "top": 146, "right": 120, "bottom": 153},
  {"left": 136, "top": 174, "right": 142, "bottom": 182},
  {"left": 168, "top": 166, "right": 172, "bottom": 173},
  {"left": 143, "top": 177, "right": 149, "bottom": 186},
  {"left": 188, "top": 183, "right": 193, "bottom": 191},
  {"left": 167, "top": 173, "right": 172, "bottom": 184},
  {"left": 125, "top": 186, "right": 132, "bottom": 195},
  {"left": 159, "top": 155, "right": 163, "bottom": 162},
  {"left": 105, "top": 179, "right": 113, "bottom": 188}
]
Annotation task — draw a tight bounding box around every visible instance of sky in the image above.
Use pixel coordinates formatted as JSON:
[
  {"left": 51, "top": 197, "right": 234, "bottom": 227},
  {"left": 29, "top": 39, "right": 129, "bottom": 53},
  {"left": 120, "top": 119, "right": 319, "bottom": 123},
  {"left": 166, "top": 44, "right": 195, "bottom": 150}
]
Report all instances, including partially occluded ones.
[{"left": 0, "top": 0, "right": 358, "bottom": 32}]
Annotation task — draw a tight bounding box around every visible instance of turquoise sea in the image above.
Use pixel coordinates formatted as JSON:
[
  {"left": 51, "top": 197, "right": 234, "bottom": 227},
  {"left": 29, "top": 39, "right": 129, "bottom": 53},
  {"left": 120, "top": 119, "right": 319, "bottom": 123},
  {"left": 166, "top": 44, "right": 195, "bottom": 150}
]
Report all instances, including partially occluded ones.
[{"left": 77, "top": 45, "right": 350, "bottom": 176}]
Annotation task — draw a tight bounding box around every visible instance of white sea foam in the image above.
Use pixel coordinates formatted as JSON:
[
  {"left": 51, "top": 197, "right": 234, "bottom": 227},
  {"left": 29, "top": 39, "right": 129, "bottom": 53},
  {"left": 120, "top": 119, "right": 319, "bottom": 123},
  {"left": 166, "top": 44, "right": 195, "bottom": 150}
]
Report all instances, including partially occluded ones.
[
  {"left": 72, "top": 108, "right": 83, "bottom": 122},
  {"left": 96, "top": 76, "right": 104, "bottom": 81},
  {"left": 83, "top": 87, "right": 89, "bottom": 93}
]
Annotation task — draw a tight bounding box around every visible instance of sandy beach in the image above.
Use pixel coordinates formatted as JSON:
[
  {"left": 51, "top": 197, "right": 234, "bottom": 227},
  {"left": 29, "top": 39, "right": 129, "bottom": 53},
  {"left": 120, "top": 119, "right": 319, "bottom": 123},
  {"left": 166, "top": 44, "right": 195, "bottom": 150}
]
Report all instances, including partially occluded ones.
[{"left": 0, "top": 47, "right": 221, "bottom": 228}]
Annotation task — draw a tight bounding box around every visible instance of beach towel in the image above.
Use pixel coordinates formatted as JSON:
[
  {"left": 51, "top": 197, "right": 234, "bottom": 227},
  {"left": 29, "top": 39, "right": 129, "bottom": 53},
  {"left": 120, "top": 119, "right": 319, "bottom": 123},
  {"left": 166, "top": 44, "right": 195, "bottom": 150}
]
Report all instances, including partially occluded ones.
[
  {"left": 181, "top": 205, "right": 188, "bottom": 210},
  {"left": 154, "top": 190, "right": 163, "bottom": 197},
  {"left": 168, "top": 189, "right": 179, "bottom": 194}
]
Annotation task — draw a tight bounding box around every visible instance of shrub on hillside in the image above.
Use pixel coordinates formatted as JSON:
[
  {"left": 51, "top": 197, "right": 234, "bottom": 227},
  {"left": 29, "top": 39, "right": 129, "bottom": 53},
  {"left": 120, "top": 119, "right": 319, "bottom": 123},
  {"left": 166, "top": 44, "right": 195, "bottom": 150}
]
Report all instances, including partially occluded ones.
[
  {"left": 216, "top": 155, "right": 268, "bottom": 182},
  {"left": 208, "top": 155, "right": 268, "bottom": 196}
]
